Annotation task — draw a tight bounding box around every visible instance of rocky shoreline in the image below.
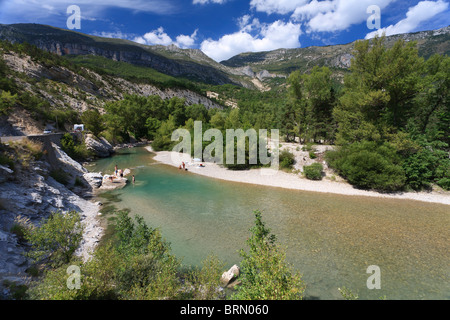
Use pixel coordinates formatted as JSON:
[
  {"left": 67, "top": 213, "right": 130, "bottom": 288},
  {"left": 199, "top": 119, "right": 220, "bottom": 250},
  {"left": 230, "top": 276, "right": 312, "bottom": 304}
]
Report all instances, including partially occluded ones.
[{"left": 0, "top": 139, "right": 144, "bottom": 297}]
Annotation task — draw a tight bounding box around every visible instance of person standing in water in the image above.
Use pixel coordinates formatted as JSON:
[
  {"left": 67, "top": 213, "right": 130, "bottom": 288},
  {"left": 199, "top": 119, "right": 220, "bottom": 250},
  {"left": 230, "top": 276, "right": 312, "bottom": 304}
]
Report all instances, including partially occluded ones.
[{"left": 132, "top": 175, "right": 135, "bottom": 184}]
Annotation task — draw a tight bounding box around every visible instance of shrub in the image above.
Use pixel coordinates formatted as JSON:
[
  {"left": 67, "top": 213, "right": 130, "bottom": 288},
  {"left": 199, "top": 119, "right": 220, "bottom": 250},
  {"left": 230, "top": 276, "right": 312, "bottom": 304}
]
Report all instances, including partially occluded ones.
[
  {"left": 437, "top": 178, "right": 450, "bottom": 190},
  {"left": 326, "top": 141, "right": 406, "bottom": 191},
  {"left": 24, "top": 210, "right": 83, "bottom": 267},
  {"left": 309, "top": 150, "right": 317, "bottom": 159},
  {"left": 232, "top": 211, "right": 305, "bottom": 300},
  {"left": 304, "top": 163, "right": 323, "bottom": 180},
  {"left": 279, "top": 149, "right": 295, "bottom": 170}
]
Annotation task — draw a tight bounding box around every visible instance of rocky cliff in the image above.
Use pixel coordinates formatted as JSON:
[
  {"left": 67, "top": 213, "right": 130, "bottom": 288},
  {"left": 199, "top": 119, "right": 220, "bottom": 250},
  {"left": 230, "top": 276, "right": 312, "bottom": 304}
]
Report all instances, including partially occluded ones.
[
  {"left": 0, "top": 23, "right": 236, "bottom": 86},
  {"left": 0, "top": 140, "right": 105, "bottom": 298}
]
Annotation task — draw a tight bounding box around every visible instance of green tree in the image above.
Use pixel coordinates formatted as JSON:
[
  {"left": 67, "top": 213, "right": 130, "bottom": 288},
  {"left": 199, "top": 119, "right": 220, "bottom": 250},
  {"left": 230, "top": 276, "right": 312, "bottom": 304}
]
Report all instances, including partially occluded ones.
[
  {"left": 81, "top": 109, "right": 105, "bottom": 137},
  {"left": 24, "top": 211, "right": 83, "bottom": 268},
  {"left": 232, "top": 211, "right": 305, "bottom": 300},
  {"left": 334, "top": 36, "right": 424, "bottom": 144},
  {"left": 0, "top": 91, "right": 17, "bottom": 115}
]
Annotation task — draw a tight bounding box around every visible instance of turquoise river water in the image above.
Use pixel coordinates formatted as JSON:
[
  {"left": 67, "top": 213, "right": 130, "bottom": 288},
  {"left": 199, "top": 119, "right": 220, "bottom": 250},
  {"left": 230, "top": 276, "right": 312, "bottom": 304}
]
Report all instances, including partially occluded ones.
[{"left": 88, "top": 147, "right": 449, "bottom": 300}]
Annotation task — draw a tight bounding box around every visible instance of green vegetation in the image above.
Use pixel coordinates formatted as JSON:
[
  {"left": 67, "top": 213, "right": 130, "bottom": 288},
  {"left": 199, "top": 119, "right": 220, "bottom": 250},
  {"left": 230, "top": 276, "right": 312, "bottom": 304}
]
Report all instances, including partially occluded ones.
[
  {"left": 60, "top": 133, "right": 92, "bottom": 161},
  {"left": 279, "top": 149, "right": 295, "bottom": 170},
  {"left": 18, "top": 208, "right": 301, "bottom": 300},
  {"left": 303, "top": 163, "right": 324, "bottom": 181},
  {"left": 288, "top": 36, "right": 450, "bottom": 191},
  {"left": 66, "top": 55, "right": 200, "bottom": 92},
  {"left": 232, "top": 211, "right": 305, "bottom": 300}
]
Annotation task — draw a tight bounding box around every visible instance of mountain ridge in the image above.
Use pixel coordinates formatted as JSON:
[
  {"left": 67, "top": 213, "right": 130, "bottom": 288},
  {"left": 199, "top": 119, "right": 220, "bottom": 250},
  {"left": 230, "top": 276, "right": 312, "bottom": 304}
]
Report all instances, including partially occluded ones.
[{"left": 0, "top": 23, "right": 449, "bottom": 91}]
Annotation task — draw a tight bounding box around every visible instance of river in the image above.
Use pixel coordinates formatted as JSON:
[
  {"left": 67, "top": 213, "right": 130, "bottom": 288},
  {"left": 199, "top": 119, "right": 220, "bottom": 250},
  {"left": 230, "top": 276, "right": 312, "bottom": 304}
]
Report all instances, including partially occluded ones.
[{"left": 88, "top": 147, "right": 450, "bottom": 300}]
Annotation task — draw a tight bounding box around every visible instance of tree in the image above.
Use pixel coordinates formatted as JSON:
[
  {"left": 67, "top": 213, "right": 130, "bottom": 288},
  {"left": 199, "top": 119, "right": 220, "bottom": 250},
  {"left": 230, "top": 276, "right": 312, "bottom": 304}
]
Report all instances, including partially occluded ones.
[
  {"left": 334, "top": 36, "right": 424, "bottom": 144},
  {"left": 288, "top": 66, "right": 336, "bottom": 143},
  {"left": 0, "top": 90, "right": 17, "bottom": 115},
  {"left": 81, "top": 109, "right": 105, "bottom": 137},
  {"left": 232, "top": 211, "right": 305, "bottom": 300},
  {"left": 23, "top": 211, "right": 83, "bottom": 268}
]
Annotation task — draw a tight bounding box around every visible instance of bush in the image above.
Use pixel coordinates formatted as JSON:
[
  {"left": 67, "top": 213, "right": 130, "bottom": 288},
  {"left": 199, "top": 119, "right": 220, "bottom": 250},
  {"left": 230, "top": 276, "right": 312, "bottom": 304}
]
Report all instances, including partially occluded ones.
[
  {"left": 232, "top": 211, "right": 305, "bottom": 300},
  {"left": 326, "top": 141, "right": 406, "bottom": 191},
  {"left": 304, "top": 163, "right": 323, "bottom": 180},
  {"left": 279, "top": 150, "right": 295, "bottom": 170},
  {"left": 437, "top": 178, "right": 450, "bottom": 190},
  {"left": 60, "top": 133, "right": 92, "bottom": 161},
  {"left": 24, "top": 211, "right": 83, "bottom": 267}
]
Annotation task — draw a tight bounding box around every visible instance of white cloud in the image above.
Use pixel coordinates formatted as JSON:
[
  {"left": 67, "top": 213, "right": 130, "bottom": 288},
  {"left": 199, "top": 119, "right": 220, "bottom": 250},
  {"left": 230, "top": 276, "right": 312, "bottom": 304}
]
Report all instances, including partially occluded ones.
[
  {"left": 250, "top": 0, "right": 309, "bottom": 15},
  {"left": 291, "top": 0, "right": 335, "bottom": 21},
  {"left": 175, "top": 29, "right": 199, "bottom": 48},
  {"left": 294, "top": 0, "right": 394, "bottom": 32},
  {"left": 134, "top": 27, "right": 173, "bottom": 46},
  {"left": 200, "top": 18, "right": 302, "bottom": 62},
  {"left": 133, "top": 27, "right": 198, "bottom": 49},
  {"left": 0, "top": 0, "right": 177, "bottom": 24},
  {"left": 366, "top": 0, "right": 449, "bottom": 38}
]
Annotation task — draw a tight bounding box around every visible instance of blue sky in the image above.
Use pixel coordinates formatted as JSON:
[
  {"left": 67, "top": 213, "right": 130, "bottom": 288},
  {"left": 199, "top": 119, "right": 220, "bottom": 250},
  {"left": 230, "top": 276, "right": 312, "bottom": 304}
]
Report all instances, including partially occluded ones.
[{"left": 0, "top": 0, "right": 449, "bottom": 62}]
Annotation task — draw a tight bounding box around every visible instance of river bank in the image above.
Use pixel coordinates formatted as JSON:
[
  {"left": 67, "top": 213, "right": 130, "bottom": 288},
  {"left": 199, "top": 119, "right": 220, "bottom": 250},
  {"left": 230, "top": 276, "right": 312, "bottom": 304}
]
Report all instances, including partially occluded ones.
[{"left": 149, "top": 148, "right": 450, "bottom": 206}]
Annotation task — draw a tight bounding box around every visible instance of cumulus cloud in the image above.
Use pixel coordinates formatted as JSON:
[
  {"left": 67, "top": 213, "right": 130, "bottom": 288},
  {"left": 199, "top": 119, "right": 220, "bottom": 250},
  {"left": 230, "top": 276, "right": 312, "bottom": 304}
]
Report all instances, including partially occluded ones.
[
  {"left": 365, "top": 0, "right": 449, "bottom": 38},
  {"left": 133, "top": 27, "right": 198, "bottom": 49},
  {"left": 200, "top": 18, "right": 302, "bottom": 62},
  {"left": 250, "top": 0, "right": 309, "bottom": 15},
  {"left": 292, "top": 0, "right": 394, "bottom": 32}
]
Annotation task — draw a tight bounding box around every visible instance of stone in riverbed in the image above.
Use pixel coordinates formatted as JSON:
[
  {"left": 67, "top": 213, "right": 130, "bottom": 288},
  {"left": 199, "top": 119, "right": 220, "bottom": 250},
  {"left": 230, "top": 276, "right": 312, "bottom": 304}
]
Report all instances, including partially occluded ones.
[{"left": 83, "top": 172, "right": 103, "bottom": 189}]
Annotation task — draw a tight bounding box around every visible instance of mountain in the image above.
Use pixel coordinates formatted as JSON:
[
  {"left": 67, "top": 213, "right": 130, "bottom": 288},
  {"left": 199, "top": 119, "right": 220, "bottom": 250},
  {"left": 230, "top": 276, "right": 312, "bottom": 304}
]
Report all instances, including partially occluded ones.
[
  {"left": 0, "top": 23, "right": 239, "bottom": 86},
  {"left": 221, "top": 26, "right": 450, "bottom": 76},
  {"left": 0, "top": 23, "right": 449, "bottom": 92}
]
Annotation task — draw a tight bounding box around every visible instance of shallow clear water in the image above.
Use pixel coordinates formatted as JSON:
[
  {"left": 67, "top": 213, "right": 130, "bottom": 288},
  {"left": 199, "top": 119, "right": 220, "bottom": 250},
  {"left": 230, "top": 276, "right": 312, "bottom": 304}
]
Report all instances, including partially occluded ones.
[{"left": 90, "top": 147, "right": 450, "bottom": 300}]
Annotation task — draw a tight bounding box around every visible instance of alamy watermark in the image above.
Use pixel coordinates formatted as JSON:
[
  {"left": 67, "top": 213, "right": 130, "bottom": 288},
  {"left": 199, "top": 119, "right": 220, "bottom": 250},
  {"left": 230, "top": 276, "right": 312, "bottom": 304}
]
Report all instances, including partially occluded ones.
[
  {"left": 67, "top": 5, "right": 81, "bottom": 30},
  {"left": 366, "top": 265, "right": 381, "bottom": 290},
  {"left": 171, "top": 121, "right": 279, "bottom": 174},
  {"left": 66, "top": 265, "right": 81, "bottom": 290},
  {"left": 367, "top": 5, "right": 381, "bottom": 30}
]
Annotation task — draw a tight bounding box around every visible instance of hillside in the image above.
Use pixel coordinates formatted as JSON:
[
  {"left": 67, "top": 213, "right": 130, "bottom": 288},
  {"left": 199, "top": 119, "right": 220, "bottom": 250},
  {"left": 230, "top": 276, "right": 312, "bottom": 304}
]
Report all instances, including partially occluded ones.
[
  {"left": 0, "top": 23, "right": 237, "bottom": 86},
  {"left": 221, "top": 26, "right": 450, "bottom": 75},
  {"left": 1, "top": 24, "right": 448, "bottom": 93},
  {"left": 0, "top": 40, "right": 223, "bottom": 136}
]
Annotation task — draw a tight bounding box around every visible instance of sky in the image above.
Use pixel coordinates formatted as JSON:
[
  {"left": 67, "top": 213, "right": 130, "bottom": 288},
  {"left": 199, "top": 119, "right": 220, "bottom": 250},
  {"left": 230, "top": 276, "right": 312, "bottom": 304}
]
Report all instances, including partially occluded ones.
[{"left": 0, "top": 0, "right": 449, "bottom": 62}]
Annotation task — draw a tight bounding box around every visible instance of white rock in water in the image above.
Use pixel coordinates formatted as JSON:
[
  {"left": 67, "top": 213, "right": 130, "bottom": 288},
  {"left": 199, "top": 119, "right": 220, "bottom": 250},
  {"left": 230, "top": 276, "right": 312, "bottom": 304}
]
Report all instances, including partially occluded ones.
[{"left": 83, "top": 172, "right": 103, "bottom": 189}]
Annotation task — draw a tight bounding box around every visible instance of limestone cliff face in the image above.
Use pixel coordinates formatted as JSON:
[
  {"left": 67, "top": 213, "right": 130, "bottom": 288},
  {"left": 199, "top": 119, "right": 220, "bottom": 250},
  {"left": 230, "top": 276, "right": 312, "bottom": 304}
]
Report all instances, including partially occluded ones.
[
  {"left": 1, "top": 49, "right": 224, "bottom": 136},
  {"left": 0, "top": 24, "right": 235, "bottom": 86}
]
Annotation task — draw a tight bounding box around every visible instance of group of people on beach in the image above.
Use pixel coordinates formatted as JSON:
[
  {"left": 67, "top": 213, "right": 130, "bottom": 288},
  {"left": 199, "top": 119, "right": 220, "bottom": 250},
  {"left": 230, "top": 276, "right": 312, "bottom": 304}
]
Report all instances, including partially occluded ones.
[
  {"left": 113, "top": 164, "right": 135, "bottom": 184},
  {"left": 179, "top": 162, "right": 188, "bottom": 171},
  {"left": 179, "top": 161, "right": 205, "bottom": 170}
]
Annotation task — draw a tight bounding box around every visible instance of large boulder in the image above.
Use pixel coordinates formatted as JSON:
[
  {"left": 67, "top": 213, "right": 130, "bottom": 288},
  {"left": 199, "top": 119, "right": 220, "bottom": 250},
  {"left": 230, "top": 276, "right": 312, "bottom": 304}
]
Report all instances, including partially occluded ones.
[
  {"left": 85, "top": 134, "right": 113, "bottom": 158},
  {"left": 83, "top": 172, "right": 103, "bottom": 189},
  {"left": 221, "top": 264, "right": 240, "bottom": 287}
]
